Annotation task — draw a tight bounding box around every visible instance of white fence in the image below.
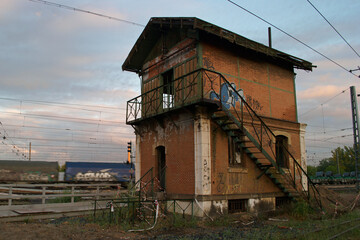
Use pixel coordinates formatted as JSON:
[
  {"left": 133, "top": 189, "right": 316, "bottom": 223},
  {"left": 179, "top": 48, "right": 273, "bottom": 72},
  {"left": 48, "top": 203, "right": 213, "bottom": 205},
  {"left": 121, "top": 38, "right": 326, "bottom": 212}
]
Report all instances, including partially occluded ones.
[
  {"left": 0, "top": 183, "right": 124, "bottom": 220},
  {"left": 0, "top": 183, "right": 123, "bottom": 205}
]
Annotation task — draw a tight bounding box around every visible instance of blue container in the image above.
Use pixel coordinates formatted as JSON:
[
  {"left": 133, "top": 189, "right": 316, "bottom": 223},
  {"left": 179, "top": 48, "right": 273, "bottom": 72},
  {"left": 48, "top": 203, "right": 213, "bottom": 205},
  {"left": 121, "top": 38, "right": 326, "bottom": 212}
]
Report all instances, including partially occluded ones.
[{"left": 65, "top": 162, "right": 134, "bottom": 182}]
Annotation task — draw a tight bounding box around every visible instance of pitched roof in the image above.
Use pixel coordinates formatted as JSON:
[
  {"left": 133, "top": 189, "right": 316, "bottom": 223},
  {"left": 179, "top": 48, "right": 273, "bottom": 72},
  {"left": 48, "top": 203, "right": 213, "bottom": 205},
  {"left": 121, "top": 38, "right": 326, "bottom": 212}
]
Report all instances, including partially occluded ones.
[{"left": 122, "top": 17, "right": 313, "bottom": 73}]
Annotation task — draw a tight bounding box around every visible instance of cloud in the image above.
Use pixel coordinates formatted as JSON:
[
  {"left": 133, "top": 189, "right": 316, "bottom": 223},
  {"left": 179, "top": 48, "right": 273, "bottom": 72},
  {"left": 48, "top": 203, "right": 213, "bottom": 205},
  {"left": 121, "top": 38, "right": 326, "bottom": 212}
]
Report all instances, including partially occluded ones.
[
  {"left": 298, "top": 85, "right": 347, "bottom": 100},
  {"left": 0, "top": 1, "right": 20, "bottom": 19}
]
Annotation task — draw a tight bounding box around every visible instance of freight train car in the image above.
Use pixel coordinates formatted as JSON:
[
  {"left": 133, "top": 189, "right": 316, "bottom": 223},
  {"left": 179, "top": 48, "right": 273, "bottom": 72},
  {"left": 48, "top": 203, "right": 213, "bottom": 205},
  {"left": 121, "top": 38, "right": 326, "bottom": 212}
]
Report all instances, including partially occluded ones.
[
  {"left": 311, "top": 171, "right": 359, "bottom": 185},
  {"left": 0, "top": 160, "right": 58, "bottom": 182},
  {"left": 64, "top": 162, "right": 134, "bottom": 185}
]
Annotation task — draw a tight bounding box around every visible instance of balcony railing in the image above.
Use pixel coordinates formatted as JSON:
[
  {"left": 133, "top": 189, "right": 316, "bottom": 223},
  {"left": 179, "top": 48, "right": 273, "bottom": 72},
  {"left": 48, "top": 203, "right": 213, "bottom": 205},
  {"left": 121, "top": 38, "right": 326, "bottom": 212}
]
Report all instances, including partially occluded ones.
[{"left": 126, "top": 68, "right": 221, "bottom": 123}]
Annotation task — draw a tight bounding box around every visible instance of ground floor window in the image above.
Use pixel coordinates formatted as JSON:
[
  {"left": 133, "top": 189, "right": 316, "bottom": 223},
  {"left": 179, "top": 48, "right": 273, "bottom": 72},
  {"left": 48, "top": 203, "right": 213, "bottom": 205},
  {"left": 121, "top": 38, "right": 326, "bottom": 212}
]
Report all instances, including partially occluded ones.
[
  {"left": 228, "top": 136, "right": 244, "bottom": 167},
  {"left": 275, "top": 197, "right": 291, "bottom": 208},
  {"left": 228, "top": 199, "right": 247, "bottom": 213}
]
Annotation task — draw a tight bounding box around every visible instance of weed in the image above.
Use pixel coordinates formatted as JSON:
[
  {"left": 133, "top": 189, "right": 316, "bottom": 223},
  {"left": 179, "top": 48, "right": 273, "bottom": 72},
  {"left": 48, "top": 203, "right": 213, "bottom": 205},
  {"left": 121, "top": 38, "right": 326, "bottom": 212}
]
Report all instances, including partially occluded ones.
[
  {"left": 206, "top": 214, "right": 232, "bottom": 227},
  {"left": 24, "top": 217, "right": 33, "bottom": 224},
  {"left": 171, "top": 214, "right": 197, "bottom": 228},
  {"left": 48, "top": 190, "right": 81, "bottom": 203},
  {"left": 290, "top": 200, "right": 313, "bottom": 219}
]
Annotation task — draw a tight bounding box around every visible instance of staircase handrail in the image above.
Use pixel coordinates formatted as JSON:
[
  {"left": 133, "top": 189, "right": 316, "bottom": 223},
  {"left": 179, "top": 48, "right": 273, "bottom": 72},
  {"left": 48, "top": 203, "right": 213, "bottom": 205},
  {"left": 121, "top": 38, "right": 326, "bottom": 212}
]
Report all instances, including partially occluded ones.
[{"left": 202, "top": 68, "right": 322, "bottom": 208}]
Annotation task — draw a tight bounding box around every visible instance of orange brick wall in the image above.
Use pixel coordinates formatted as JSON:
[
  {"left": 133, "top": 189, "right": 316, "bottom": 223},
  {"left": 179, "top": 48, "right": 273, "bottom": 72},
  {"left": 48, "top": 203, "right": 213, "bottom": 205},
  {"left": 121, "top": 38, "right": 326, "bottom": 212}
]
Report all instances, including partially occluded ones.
[
  {"left": 211, "top": 121, "right": 282, "bottom": 196},
  {"left": 138, "top": 111, "right": 195, "bottom": 195},
  {"left": 142, "top": 38, "right": 197, "bottom": 85},
  {"left": 201, "top": 41, "right": 297, "bottom": 122}
]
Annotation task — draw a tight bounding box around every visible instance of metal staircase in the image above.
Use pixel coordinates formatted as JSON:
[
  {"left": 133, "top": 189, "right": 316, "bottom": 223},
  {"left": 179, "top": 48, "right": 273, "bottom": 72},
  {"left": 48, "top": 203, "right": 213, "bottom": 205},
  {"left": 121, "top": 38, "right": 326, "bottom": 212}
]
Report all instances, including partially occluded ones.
[
  {"left": 203, "top": 69, "right": 321, "bottom": 207},
  {"left": 212, "top": 110, "right": 299, "bottom": 200}
]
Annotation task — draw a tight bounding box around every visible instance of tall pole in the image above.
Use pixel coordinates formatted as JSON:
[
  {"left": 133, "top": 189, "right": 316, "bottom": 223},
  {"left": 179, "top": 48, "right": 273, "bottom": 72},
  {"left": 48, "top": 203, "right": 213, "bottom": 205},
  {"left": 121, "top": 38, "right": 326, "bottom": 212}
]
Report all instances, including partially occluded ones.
[
  {"left": 268, "top": 27, "right": 272, "bottom": 48},
  {"left": 29, "top": 142, "right": 31, "bottom": 161},
  {"left": 350, "top": 86, "right": 359, "bottom": 192},
  {"left": 336, "top": 150, "right": 340, "bottom": 175}
]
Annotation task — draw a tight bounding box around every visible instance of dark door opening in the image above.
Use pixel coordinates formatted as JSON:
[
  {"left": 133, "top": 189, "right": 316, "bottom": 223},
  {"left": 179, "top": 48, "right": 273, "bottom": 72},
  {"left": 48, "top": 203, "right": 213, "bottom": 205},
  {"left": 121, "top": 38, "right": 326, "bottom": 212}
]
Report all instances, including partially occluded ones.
[
  {"left": 156, "top": 146, "right": 166, "bottom": 191},
  {"left": 276, "top": 135, "right": 288, "bottom": 168}
]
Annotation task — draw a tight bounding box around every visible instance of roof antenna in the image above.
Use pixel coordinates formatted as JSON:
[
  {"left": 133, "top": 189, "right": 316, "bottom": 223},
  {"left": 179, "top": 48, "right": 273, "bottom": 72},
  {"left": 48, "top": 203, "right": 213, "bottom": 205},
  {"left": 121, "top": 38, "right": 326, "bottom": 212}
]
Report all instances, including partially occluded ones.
[{"left": 268, "top": 27, "right": 272, "bottom": 48}]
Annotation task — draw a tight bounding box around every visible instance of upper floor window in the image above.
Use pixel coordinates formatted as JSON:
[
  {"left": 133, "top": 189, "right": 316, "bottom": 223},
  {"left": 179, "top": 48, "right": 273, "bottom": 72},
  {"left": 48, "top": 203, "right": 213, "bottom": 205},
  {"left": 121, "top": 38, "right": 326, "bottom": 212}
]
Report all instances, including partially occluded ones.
[{"left": 162, "top": 69, "right": 174, "bottom": 109}]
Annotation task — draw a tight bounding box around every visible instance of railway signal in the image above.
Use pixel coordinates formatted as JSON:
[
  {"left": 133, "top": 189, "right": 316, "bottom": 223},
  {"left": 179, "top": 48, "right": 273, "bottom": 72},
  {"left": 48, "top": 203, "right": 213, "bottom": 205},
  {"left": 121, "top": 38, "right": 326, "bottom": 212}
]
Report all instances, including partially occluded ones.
[{"left": 127, "top": 141, "right": 132, "bottom": 164}]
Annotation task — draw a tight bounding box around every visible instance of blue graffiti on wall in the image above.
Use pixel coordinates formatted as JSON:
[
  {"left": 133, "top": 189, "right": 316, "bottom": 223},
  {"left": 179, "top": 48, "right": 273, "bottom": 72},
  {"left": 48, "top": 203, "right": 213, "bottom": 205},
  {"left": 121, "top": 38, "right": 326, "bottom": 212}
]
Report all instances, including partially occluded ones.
[{"left": 210, "top": 82, "right": 245, "bottom": 110}]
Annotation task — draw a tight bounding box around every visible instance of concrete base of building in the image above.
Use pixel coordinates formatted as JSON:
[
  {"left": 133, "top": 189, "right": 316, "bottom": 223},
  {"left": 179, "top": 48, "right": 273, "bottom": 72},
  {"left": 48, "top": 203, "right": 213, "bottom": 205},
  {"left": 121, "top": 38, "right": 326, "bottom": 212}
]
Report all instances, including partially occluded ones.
[{"left": 165, "top": 193, "right": 287, "bottom": 217}]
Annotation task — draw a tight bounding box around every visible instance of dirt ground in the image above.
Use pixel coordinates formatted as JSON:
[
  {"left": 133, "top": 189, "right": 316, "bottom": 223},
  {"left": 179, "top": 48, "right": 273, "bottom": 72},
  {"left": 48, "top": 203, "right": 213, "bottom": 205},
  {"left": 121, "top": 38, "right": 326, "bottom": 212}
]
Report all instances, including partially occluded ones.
[{"left": 0, "top": 188, "right": 359, "bottom": 240}]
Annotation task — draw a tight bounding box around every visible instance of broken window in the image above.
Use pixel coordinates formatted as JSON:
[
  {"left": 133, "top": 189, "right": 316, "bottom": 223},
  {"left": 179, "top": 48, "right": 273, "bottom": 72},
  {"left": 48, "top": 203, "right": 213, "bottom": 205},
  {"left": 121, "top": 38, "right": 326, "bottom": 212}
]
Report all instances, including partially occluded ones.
[
  {"left": 162, "top": 69, "right": 174, "bottom": 109},
  {"left": 228, "top": 136, "right": 243, "bottom": 166},
  {"left": 276, "top": 135, "right": 289, "bottom": 168}
]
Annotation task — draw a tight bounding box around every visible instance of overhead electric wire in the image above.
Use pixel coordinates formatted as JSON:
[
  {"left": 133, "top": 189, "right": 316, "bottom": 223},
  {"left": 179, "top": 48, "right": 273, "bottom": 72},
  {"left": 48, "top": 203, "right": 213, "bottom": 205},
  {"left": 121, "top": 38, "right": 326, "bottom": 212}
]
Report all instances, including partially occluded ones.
[
  {"left": 226, "top": 0, "right": 359, "bottom": 78},
  {"left": 299, "top": 88, "right": 349, "bottom": 117},
  {"left": 306, "top": 127, "right": 352, "bottom": 134},
  {"left": 306, "top": 0, "right": 360, "bottom": 59},
  {"left": 306, "top": 134, "right": 353, "bottom": 142},
  {"left": 0, "top": 122, "right": 29, "bottom": 161},
  {"left": 7, "top": 136, "right": 122, "bottom": 145},
  {"left": 27, "top": 144, "right": 127, "bottom": 150},
  {"left": 3, "top": 123, "right": 131, "bottom": 134},
  {"left": 0, "top": 97, "right": 125, "bottom": 111},
  {"left": 27, "top": 0, "right": 145, "bottom": 27},
  {"left": 0, "top": 111, "right": 125, "bottom": 126}
]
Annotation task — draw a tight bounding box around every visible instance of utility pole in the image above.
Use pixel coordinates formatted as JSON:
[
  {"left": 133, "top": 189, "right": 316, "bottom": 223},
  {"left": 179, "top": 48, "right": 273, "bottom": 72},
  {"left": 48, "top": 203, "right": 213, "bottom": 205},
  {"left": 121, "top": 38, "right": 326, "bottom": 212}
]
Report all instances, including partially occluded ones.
[
  {"left": 350, "top": 86, "right": 359, "bottom": 192},
  {"left": 336, "top": 150, "right": 340, "bottom": 175},
  {"left": 29, "top": 142, "right": 31, "bottom": 161}
]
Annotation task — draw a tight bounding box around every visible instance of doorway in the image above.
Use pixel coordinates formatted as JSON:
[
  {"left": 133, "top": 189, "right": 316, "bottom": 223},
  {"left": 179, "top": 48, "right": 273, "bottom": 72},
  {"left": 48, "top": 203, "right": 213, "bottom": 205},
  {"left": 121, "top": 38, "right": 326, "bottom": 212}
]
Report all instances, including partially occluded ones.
[
  {"left": 156, "top": 146, "right": 166, "bottom": 191},
  {"left": 275, "top": 135, "right": 288, "bottom": 168}
]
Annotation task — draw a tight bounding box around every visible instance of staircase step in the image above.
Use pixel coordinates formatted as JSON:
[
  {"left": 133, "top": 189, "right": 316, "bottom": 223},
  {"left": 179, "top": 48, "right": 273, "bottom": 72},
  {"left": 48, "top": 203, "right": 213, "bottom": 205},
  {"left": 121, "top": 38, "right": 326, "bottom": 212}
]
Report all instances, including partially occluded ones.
[
  {"left": 212, "top": 112, "right": 228, "bottom": 119},
  {"left": 250, "top": 152, "right": 267, "bottom": 158},
  {"left": 256, "top": 160, "right": 272, "bottom": 166},
  {"left": 223, "top": 124, "right": 241, "bottom": 131}
]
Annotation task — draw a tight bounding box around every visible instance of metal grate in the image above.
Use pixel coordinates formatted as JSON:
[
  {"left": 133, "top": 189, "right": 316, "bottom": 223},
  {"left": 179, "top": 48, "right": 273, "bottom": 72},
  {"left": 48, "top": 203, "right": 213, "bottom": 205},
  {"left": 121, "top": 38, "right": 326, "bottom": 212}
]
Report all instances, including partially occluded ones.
[
  {"left": 275, "top": 197, "right": 291, "bottom": 208},
  {"left": 228, "top": 199, "right": 247, "bottom": 213}
]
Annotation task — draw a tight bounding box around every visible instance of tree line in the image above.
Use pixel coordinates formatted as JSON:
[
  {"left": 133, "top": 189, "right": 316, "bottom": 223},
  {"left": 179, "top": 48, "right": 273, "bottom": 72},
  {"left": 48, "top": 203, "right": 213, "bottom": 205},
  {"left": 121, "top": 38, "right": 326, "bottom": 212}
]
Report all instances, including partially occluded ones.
[{"left": 307, "top": 146, "right": 357, "bottom": 177}]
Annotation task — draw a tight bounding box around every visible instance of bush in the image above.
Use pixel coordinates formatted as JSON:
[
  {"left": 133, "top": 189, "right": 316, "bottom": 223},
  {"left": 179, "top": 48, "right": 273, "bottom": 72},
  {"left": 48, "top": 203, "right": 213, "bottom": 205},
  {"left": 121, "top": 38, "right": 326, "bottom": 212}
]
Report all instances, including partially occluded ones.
[{"left": 290, "top": 200, "right": 312, "bottom": 219}]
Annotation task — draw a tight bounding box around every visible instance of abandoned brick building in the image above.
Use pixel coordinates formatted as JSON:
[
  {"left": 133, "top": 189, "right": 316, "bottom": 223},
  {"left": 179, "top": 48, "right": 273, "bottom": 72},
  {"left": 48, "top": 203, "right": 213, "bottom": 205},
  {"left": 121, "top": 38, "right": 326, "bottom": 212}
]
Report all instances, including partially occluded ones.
[{"left": 123, "top": 17, "right": 314, "bottom": 215}]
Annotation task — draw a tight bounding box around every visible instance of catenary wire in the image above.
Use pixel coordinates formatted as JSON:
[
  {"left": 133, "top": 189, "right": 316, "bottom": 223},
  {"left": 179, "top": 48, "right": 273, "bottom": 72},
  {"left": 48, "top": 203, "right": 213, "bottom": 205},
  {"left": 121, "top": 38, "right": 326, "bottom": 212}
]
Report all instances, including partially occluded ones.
[
  {"left": 27, "top": 0, "right": 145, "bottom": 27},
  {"left": 226, "top": 0, "right": 359, "bottom": 78},
  {"left": 0, "top": 97, "right": 125, "bottom": 111},
  {"left": 299, "top": 88, "right": 349, "bottom": 117},
  {"left": 306, "top": 0, "right": 360, "bottom": 59}
]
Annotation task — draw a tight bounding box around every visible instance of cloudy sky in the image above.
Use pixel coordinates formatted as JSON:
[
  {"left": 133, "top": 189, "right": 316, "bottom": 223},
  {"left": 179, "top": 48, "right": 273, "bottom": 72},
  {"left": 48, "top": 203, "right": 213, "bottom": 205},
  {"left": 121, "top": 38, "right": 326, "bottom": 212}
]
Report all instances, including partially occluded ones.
[{"left": 0, "top": 0, "right": 359, "bottom": 166}]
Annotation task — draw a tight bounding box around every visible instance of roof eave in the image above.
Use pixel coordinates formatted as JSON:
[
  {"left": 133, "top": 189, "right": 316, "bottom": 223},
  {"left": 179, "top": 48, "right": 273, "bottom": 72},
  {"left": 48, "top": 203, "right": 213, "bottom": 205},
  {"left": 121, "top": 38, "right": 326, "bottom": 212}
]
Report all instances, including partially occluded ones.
[{"left": 122, "top": 17, "right": 314, "bottom": 72}]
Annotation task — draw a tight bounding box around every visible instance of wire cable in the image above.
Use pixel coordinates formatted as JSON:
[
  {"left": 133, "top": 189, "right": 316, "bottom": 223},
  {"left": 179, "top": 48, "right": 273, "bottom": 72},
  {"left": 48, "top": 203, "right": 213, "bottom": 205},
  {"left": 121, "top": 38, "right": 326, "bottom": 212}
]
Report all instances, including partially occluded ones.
[
  {"left": 306, "top": 0, "right": 360, "bottom": 59},
  {"left": 299, "top": 88, "right": 349, "bottom": 117},
  {"left": 226, "top": 0, "right": 360, "bottom": 78},
  {"left": 0, "top": 97, "right": 125, "bottom": 111},
  {"left": 27, "top": 0, "right": 145, "bottom": 27}
]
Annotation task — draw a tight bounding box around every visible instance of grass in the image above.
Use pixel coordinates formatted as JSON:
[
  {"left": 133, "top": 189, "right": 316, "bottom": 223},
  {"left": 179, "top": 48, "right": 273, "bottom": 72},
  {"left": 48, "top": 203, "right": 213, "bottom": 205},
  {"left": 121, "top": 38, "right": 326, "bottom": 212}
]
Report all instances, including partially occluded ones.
[
  {"left": 41, "top": 200, "right": 360, "bottom": 240},
  {"left": 47, "top": 190, "right": 81, "bottom": 203},
  {"left": 263, "top": 206, "right": 360, "bottom": 240}
]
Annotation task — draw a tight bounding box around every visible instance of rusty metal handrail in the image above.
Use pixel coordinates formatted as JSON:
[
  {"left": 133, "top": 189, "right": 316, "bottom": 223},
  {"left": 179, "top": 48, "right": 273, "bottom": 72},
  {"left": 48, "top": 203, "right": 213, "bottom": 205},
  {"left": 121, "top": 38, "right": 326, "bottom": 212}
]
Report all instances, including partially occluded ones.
[{"left": 201, "top": 69, "right": 321, "bottom": 208}]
